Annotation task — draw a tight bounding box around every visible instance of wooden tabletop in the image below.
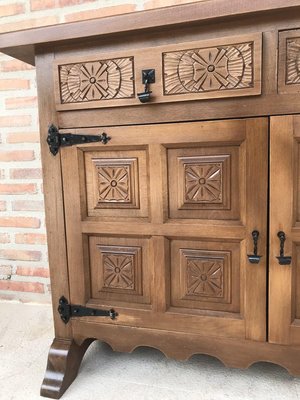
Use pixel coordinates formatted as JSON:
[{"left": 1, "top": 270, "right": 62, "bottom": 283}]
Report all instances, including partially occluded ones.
[{"left": 1, "top": 0, "right": 300, "bottom": 65}]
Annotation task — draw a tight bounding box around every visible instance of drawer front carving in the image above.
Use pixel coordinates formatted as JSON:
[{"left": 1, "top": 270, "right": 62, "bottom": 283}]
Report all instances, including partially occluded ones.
[
  {"left": 163, "top": 42, "right": 254, "bottom": 95},
  {"left": 54, "top": 33, "right": 262, "bottom": 111},
  {"left": 278, "top": 29, "right": 300, "bottom": 93},
  {"left": 59, "top": 57, "right": 135, "bottom": 104}
]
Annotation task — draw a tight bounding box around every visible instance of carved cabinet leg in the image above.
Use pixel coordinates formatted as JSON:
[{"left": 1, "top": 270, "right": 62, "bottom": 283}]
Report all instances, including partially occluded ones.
[{"left": 40, "top": 338, "right": 94, "bottom": 399}]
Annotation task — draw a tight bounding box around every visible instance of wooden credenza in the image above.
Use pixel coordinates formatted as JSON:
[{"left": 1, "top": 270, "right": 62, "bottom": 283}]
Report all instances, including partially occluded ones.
[{"left": 2, "top": 1, "right": 300, "bottom": 398}]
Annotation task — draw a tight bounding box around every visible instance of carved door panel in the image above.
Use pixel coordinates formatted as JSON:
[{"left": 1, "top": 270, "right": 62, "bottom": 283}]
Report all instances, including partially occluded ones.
[
  {"left": 61, "top": 118, "right": 268, "bottom": 341},
  {"left": 269, "top": 115, "right": 300, "bottom": 345}
]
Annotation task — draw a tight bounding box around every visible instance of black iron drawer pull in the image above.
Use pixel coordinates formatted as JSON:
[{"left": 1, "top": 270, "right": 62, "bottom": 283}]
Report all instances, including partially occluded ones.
[
  {"left": 137, "top": 69, "right": 155, "bottom": 103},
  {"left": 276, "top": 231, "right": 292, "bottom": 265},
  {"left": 247, "top": 230, "right": 262, "bottom": 264}
]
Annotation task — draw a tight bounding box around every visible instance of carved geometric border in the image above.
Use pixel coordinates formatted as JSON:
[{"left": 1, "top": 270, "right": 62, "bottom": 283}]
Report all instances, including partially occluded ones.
[
  {"left": 92, "top": 157, "right": 139, "bottom": 210},
  {"left": 97, "top": 245, "right": 142, "bottom": 296}
]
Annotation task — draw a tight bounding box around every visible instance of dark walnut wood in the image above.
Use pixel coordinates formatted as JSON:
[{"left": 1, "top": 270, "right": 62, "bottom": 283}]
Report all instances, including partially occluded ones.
[
  {"left": 2, "top": 1, "right": 300, "bottom": 399},
  {"left": 40, "top": 338, "right": 94, "bottom": 399}
]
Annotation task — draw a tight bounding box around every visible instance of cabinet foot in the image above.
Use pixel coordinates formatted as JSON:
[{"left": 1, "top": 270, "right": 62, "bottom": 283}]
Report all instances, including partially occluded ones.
[{"left": 40, "top": 338, "right": 94, "bottom": 399}]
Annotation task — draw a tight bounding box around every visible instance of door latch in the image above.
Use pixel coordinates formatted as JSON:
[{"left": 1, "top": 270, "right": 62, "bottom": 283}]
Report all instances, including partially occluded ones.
[
  {"left": 247, "top": 230, "right": 262, "bottom": 264},
  {"left": 58, "top": 296, "right": 118, "bottom": 324},
  {"left": 276, "top": 231, "right": 292, "bottom": 265}
]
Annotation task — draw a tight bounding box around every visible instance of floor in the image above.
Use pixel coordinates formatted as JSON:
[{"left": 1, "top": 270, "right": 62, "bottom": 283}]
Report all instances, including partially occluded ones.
[{"left": 1, "top": 302, "right": 300, "bottom": 400}]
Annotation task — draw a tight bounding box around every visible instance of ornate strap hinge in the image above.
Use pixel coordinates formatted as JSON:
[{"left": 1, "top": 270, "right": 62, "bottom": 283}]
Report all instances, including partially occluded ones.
[
  {"left": 47, "top": 124, "right": 111, "bottom": 156},
  {"left": 58, "top": 296, "right": 118, "bottom": 324}
]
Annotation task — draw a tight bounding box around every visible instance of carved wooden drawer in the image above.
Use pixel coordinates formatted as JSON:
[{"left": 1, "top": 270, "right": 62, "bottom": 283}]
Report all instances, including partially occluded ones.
[
  {"left": 278, "top": 29, "right": 300, "bottom": 94},
  {"left": 54, "top": 32, "right": 262, "bottom": 111}
]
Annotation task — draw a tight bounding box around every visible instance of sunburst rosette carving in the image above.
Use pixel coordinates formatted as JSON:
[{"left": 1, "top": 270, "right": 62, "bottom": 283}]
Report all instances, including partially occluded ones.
[
  {"left": 184, "top": 162, "right": 222, "bottom": 204},
  {"left": 59, "top": 57, "right": 134, "bottom": 103},
  {"left": 103, "top": 253, "right": 135, "bottom": 290},
  {"left": 97, "top": 165, "right": 131, "bottom": 203},
  {"left": 97, "top": 244, "right": 143, "bottom": 297},
  {"left": 286, "top": 38, "right": 300, "bottom": 85},
  {"left": 163, "top": 42, "right": 253, "bottom": 95},
  {"left": 91, "top": 157, "right": 139, "bottom": 210},
  {"left": 186, "top": 257, "right": 224, "bottom": 298}
]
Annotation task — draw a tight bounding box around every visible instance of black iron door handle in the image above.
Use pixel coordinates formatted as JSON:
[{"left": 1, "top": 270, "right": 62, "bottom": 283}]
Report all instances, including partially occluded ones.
[
  {"left": 247, "top": 230, "right": 262, "bottom": 264},
  {"left": 276, "top": 231, "right": 292, "bottom": 265}
]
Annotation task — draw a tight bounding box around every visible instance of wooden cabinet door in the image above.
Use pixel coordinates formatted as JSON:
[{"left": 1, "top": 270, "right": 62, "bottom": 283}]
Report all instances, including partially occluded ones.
[
  {"left": 60, "top": 118, "right": 268, "bottom": 342},
  {"left": 269, "top": 115, "right": 300, "bottom": 345}
]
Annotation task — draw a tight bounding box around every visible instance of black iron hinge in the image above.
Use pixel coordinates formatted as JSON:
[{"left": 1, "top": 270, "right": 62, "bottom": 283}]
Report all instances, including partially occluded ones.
[
  {"left": 47, "top": 124, "right": 111, "bottom": 156},
  {"left": 58, "top": 296, "right": 118, "bottom": 324}
]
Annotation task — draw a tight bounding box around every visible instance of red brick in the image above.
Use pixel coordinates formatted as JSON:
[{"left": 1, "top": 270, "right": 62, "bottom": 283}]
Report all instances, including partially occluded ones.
[
  {"left": 0, "top": 249, "right": 42, "bottom": 261},
  {"left": 64, "top": 4, "right": 136, "bottom": 22},
  {"left": 15, "top": 233, "right": 46, "bottom": 244},
  {"left": 0, "top": 201, "right": 6, "bottom": 211},
  {"left": 0, "top": 115, "right": 31, "bottom": 128},
  {"left": 0, "top": 217, "right": 40, "bottom": 228},
  {"left": 0, "top": 281, "right": 44, "bottom": 293},
  {"left": 0, "top": 59, "right": 34, "bottom": 72},
  {"left": 0, "top": 150, "right": 34, "bottom": 162},
  {"left": 59, "top": 0, "right": 96, "bottom": 6},
  {"left": 0, "top": 233, "right": 10, "bottom": 244},
  {"left": 30, "top": 0, "right": 56, "bottom": 11},
  {"left": 0, "top": 183, "right": 37, "bottom": 195},
  {"left": 0, "top": 16, "right": 59, "bottom": 34},
  {"left": 5, "top": 96, "right": 37, "bottom": 110},
  {"left": 0, "top": 79, "right": 30, "bottom": 90},
  {"left": 16, "top": 266, "right": 49, "bottom": 278},
  {"left": 10, "top": 168, "right": 42, "bottom": 179},
  {"left": 0, "top": 3, "right": 25, "bottom": 17},
  {"left": 12, "top": 200, "right": 44, "bottom": 211},
  {"left": 6, "top": 132, "right": 39, "bottom": 143}
]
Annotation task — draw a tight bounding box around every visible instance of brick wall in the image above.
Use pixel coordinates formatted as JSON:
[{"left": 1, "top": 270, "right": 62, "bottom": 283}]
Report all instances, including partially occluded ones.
[{"left": 0, "top": 0, "right": 203, "bottom": 303}]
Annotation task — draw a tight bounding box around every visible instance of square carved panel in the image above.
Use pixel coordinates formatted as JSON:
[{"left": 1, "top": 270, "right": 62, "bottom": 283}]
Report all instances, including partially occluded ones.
[
  {"left": 99, "top": 245, "right": 142, "bottom": 295},
  {"left": 170, "top": 239, "right": 240, "bottom": 313},
  {"left": 184, "top": 161, "right": 223, "bottom": 204},
  {"left": 93, "top": 158, "right": 139, "bottom": 208},
  {"left": 168, "top": 147, "right": 239, "bottom": 221},
  {"left": 89, "top": 236, "right": 151, "bottom": 305},
  {"left": 278, "top": 30, "right": 300, "bottom": 94},
  {"left": 180, "top": 155, "right": 230, "bottom": 209},
  {"left": 184, "top": 251, "right": 225, "bottom": 299},
  {"left": 84, "top": 149, "right": 148, "bottom": 220}
]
